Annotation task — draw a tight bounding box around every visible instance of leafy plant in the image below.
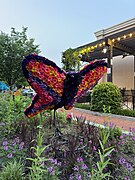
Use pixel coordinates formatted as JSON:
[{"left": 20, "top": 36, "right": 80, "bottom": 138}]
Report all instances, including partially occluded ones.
[
  {"left": 27, "top": 130, "right": 49, "bottom": 179},
  {"left": 111, "top": 108, "right": 135, "bottom": 117},
  {"left": 27, "top": 128, "right": 60, "bottom": 180},
  {"left": 0, "top": 160, "right": 25, "bottom": 180},
  {"left": 0, "top": 93, "right": 31, "bottom": 137},
  {"left": 91, "top": 129, "right": 114, "bottom": 179},
  {"left": 91, "top": 82, "right": 122, "bottom": 112}
]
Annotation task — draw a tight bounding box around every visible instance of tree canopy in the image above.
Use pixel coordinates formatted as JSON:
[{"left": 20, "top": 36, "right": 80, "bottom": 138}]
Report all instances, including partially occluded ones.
[
  {"left": 0, "top": 27, "right": 41, "bottom": 88},
  {"left": 61, "top": 48, "right": 81, "bottom": 71}
]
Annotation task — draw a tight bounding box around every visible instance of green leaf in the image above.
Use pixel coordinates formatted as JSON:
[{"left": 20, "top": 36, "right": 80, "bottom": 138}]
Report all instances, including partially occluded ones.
[{"left": 104, "top": 148, "right": 114, "bottom": 157}]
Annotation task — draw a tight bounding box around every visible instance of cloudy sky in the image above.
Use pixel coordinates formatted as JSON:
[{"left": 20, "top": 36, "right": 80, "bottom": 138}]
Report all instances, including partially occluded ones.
[{"left": 0, "top": 0, "right": 135, "bottom": 67}]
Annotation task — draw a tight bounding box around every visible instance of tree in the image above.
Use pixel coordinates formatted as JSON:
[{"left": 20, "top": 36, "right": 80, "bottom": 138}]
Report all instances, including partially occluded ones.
[
  {"left": 61, "top": 48, "right": 81, "bottom": 71},
  {"left": 0, "top": 27, "right": 41, "bottom": 88}
]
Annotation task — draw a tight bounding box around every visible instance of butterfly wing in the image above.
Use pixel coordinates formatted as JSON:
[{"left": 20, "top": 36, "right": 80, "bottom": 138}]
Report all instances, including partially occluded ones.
[
  {"left": 22, "top": 54, "right": 66, "bottom": 117},
  {"left": 64, "top": 60, "right": 107, "bottom": 110}
]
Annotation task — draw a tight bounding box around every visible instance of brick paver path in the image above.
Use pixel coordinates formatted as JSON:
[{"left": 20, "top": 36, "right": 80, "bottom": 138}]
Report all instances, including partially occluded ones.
[{"left": 61, "top": 108, "right": 135, "bottom": 132}]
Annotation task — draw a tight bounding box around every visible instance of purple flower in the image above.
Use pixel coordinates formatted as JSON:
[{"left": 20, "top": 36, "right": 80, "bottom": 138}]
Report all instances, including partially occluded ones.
[
  {"left": 74, "top": 165, "right": 79, "bottom": 171},
  {"left": 69, "top": 174, "right": 74, "bottom": 180},
  {"left": 125, "top": 163, "right": 132, "bottom": 172},
  {"left": 89, "top": 140, "right": 92, "bottom": 144},
  {"left": 49, "top": 158, "right": 54, "bottom": 162},
  {"left": 7, "top": 153, "right": 12, "bottom": 158},
  {"left": 124, "top": 176, "right": 130, "bottom": 180},
  {"left": 14, "top": 137, "right": 20, "bottom": 143},
  {"left": 81, "top": 163, "right": 88, "bottom": 169},
  {"left": 47, "top": 167, "right": 55, "bottom": 175},
  {"left": 79, "top": 139, "right": 83, "bottom": 144},
  {"left": 87, "top": 172, "right": 91, "bottom": 178},
  {"left": 93, "top": 146, "right": 96, "bottom": 151},
  {"left": 119, "top": 158, "right": 126, "bottom": 164},
  {"left": 77, "top": 157, "right": 83, "bottom": 163},
  {"left": 39, "top": 162, "right": 44, "bottom": 166},
  {"left": 19, "top": 142, "right": 24, "bottom": 150},
  {"left": 109, "top": 122, "right": 114, "bottom": 128},
  {"left": 49, "top": 158, "right": 59, "bottom": 165},
  {"left": 12, "top": 142, "right": 16, "bottom": 146},
  {"left": 53, "top": 159, "right": 58, "bottom": 165},
  {"left": 57, "top": 161, "right": 62, "bottom": 166},
  {"left": 76, "top": 174, "right": 82, "bottom": 180},
  {"left": 2, "top": 140, "right": 8, "bottom": 146},
  {"left": 4, "top": 146, "right": 8, "bottom": 151},
  {"left": 104, "top": 122, "right": 108, "bottom": 126},
  {"left": 120, "top": 135, "right": 123, "bottom": 139}
]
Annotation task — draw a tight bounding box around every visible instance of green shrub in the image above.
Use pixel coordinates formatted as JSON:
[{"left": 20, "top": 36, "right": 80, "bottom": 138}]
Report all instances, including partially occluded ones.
[
  {"left": 111, "top": 108, "right": 135, "bottom": 117},
  {"left": 74, "top": 103, "right": 91, "bottom": 110},
  {"left": 91, "top": 82, "right": 122, "bottom": 112}
]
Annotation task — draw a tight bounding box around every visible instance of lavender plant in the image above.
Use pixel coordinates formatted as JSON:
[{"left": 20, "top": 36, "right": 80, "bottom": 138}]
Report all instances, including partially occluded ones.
[{"left": 0, "top": 136, "right": 26, "bottom": 166}]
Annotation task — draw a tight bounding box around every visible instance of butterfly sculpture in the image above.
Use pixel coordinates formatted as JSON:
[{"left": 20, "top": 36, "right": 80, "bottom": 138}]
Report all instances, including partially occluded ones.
[{"left": 22, "top": 54, "right": 107, "bottom": 118}]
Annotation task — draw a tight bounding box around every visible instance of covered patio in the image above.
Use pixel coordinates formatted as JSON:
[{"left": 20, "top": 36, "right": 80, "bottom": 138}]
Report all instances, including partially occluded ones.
[{"left": 75, "top": 18, "right": 135, "bottom": 109}]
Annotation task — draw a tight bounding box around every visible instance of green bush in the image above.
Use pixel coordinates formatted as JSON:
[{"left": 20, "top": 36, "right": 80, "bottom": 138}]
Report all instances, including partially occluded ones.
[
  {"left": 91, "top": 82, "right": 122, "bottom": 112},
  {"left": 111, "top": 108, "right": 135, "bottom": 117},
  {"left": 74, "top": 103, "right": 91, "bottom": 110}
]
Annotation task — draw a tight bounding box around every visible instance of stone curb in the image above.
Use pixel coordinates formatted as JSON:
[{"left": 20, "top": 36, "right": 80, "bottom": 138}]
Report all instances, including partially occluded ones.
[{"left": 74, "top": 108, "right": 135, "bottom": 122}]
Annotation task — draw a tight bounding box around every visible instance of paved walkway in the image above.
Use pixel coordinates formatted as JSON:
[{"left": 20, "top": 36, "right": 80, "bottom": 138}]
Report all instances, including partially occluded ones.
[{"left": 62, "top": 108, "right": 135, "bottom": 132}]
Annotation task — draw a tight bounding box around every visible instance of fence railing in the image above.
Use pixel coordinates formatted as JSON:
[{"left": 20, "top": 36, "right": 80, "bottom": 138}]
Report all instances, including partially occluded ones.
[{"left": 77, "top": 89, "right": 135, "bottom": 111}]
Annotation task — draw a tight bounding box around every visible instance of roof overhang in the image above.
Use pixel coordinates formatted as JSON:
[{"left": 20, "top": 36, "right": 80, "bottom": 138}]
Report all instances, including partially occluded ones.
[{"left": 75, "top": 18, "right": 135, "bottom": 62}]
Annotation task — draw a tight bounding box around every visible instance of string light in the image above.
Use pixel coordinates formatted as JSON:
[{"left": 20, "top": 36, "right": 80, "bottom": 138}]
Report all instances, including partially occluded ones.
[
  {"left": 91, "top": 46, "right": 94, "bottom": 49},
  {"left": 77, "top": 31, "right": 134, "bottom": 55},
  {"left": 99, "top": 43, "right": 102, "bottom": 47}
]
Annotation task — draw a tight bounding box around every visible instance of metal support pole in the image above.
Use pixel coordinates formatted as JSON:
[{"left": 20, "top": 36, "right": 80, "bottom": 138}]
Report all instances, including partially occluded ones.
[{"left": 107, "top": 43, "right": 113, "bottom": 82}]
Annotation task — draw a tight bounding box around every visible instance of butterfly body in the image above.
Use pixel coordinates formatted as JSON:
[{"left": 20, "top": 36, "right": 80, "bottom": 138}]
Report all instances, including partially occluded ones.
[{"left": 22, "top": 54, "right": 107, "bottom": 117}]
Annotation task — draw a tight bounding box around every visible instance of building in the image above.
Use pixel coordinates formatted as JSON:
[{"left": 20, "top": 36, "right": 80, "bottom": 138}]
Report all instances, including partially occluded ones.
[{"left": 75, "top": 18, "right": 135, "bottom": 91}]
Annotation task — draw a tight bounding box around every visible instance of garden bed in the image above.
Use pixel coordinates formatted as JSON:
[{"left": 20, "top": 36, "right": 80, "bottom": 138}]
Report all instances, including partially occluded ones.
[{"left": 0, "top": 93, "right": 135, "bottom": 179}]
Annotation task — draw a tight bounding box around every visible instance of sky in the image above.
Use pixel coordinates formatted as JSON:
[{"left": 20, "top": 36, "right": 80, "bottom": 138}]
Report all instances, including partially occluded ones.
[{"left": 0, "top": 0, "right": 135, "bottom": 67}]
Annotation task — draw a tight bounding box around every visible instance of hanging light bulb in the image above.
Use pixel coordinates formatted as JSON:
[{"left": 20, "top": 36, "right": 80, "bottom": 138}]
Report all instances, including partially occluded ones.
[
  {"left": 102, "top": 47, "right": 108, "bottom": 53},
  {"left": 99, "top": 43, "right": 102, "bottom": 47},
  {"left": 129, "top": 33, "right": 133, "bottom": 37},
  {"left": 88, "top": 47, "right": 91, "bottom": 51}
]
